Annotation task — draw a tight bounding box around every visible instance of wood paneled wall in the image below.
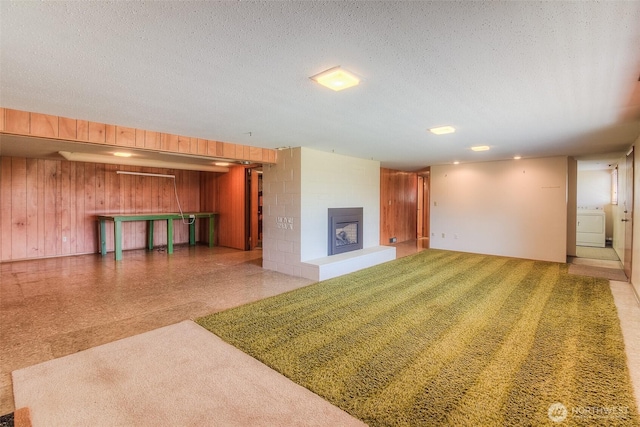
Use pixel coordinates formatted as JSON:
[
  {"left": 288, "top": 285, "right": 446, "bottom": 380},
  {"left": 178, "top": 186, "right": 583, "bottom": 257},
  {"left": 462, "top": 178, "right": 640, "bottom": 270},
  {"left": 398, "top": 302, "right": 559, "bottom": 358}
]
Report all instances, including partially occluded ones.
[
  {"left": 380, "top": 168, "right": 418, "bottom": 244},
  {"left": 0, "top": 107, "right": 277, "bottom": 164},
  {"left": 0, "top": 156, "right": 216, "bottom": 261},
  {"left": 199, "top": 171, "right": 220, "bottom": 245},
  {"left": 216, "top": 165, "right": 248, "bottom": 250}
]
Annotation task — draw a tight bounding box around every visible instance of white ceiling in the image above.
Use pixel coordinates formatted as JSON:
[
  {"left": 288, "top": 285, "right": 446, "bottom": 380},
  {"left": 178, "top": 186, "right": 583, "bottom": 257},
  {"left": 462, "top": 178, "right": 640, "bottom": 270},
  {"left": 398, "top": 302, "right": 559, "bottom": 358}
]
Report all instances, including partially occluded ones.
[{"left": 1, "top": 1, "right": 639, "bottom": 171}]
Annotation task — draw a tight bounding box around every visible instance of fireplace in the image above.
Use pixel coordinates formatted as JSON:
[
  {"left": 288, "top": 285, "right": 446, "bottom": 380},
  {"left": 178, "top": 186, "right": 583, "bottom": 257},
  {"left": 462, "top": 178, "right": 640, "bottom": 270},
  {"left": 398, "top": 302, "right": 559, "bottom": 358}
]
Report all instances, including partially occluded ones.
[{"left": 328, "top": 207, "right": 363, "bottom": 255}]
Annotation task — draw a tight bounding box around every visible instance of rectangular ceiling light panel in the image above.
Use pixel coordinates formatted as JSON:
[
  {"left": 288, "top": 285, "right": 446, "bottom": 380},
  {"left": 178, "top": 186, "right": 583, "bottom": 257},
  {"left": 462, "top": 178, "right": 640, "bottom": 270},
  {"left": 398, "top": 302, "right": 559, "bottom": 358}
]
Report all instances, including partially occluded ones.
[
  {"left": 429, "top": 126, "right": 456, "bottom": 135},
  {"left": 471, "top": 145, "right": 490, "bottom": 152},
  {"left": 310, "top": 66, "right": 360, "bottom": 91}
]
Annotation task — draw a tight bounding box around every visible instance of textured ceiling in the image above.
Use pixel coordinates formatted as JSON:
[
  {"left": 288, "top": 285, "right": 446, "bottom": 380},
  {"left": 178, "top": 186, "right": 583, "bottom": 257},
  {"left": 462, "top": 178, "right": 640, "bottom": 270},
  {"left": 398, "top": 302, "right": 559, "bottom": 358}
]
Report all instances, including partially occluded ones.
[{"left": 1, "top": 1, "right": 639, "bottom": 171}]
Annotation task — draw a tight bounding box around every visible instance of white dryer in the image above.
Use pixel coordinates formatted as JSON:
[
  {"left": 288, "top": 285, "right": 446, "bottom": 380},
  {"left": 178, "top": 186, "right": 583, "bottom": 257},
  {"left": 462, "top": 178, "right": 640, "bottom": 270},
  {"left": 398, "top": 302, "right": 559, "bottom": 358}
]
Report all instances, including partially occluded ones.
[{"left": 576, "top": 209, "right": 606, "bottom": 248}]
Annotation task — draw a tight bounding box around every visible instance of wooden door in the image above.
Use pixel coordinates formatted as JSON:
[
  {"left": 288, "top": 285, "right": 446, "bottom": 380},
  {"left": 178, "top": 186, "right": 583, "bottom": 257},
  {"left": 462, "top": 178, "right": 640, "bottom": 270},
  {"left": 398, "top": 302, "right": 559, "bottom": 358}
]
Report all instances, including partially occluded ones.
[
  {"left": 624, "top": 149, "right": 633, "bottom": 280},
  {"left": 422, "top": 172, "right": 430, "bottom": 241},
  {"left": 417, "top": 176, "right": 424, "bottom": 237},
  {"left": 248, "top": 168, "right": 260, "bottom": 250}
]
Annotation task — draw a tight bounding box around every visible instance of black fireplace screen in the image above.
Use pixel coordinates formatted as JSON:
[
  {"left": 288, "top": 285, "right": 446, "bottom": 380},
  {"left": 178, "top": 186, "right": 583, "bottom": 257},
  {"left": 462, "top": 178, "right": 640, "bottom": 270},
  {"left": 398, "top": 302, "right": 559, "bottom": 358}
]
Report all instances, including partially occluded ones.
[{"left": 328, "top": 207, "right": 363, "bottom": 255}]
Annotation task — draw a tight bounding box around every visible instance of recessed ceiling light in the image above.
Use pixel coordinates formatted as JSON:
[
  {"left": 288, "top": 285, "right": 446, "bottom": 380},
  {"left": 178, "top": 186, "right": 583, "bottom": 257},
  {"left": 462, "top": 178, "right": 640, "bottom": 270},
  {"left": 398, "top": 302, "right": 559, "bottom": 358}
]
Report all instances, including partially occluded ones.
[
  {"left": 513, "top": 155, "right": 522, "bottom": 160},
  {"left": 471, "top": 145, "right": 490, "bottom": 152},
  {"left": 429, "top": 126, "right": 456, "bottom": 135},
  {"left": 113, "top": 152, "right": 132, "bottom": 157},
  {"left": 215, "top": 162, "right": 230, "bottom": 167},
  {"left": 310, "top": 66, "right": 360, "bottom": 91},
  {"left": 453, "top": 161, "right": 460, "bottom": 165}
]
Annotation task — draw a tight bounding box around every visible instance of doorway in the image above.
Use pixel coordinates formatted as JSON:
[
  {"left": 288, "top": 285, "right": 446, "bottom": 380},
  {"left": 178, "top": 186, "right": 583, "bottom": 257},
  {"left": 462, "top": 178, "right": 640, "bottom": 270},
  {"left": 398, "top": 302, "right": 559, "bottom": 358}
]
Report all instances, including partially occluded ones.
[
  {"left": 417, "top": 169, "right": 430, "bottom": 246},
  {"left": 246, "top": 167, "right": 263, "bottom": 250},
  {"left": 572, "top": 156, "right": 627, "bottom": 281},
  {"left": 623, "top": 148, "right": 633, "bottom": 279}
]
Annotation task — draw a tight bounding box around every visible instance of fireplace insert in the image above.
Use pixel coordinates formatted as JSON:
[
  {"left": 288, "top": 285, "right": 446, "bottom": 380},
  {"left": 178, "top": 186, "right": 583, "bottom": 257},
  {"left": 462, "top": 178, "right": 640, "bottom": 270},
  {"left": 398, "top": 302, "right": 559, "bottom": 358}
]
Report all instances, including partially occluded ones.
[{"left": 328, "top": 207, "right": 363, "bottom": 255}]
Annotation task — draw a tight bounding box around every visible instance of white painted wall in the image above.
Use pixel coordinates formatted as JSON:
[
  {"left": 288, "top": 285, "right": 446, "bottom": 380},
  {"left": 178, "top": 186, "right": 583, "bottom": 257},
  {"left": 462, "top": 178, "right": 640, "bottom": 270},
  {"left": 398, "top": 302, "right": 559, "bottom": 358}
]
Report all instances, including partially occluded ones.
[
  {"left": 430, "top": 156, "right": 568, "bottom": 263},
  {"left": 631, "top": 135, "right": 640, "bottom": 300},
  {"left": 300, "top": 147, "right": 380, "bottom": 261},
  {"left": 566, "top": 157, "right": 577, "bottom": 256},
  {"left": 577, "top": 168, "right": 614, "bottom": 240},
  {"left": 262, "top": 147, "right": 381, "bottom": 278}
]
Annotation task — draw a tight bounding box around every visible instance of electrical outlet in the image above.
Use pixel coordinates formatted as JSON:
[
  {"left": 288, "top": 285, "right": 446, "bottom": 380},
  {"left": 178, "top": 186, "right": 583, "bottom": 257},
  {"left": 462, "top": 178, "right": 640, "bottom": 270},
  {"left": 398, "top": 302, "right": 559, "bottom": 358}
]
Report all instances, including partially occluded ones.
[
  {"left": 390, "top": 237, "right": 397, "bottom": 243},
  {"left": 62, "top": 236, "right": 67, "bottom": 242}
]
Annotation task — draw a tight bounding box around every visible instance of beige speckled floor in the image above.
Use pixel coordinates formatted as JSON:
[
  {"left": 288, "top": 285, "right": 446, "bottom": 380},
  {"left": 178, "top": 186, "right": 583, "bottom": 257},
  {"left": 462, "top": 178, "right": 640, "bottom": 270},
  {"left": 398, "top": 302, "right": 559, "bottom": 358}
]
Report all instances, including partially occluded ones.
[
  {"left": 610, "top": 280, "right": 640, "bottom": 410},
  {"left": 1, "top": 245, "right": 315, "bottom": 416},
  {"left": 2, "top": 239, "right": 639, "bottom": 423}
]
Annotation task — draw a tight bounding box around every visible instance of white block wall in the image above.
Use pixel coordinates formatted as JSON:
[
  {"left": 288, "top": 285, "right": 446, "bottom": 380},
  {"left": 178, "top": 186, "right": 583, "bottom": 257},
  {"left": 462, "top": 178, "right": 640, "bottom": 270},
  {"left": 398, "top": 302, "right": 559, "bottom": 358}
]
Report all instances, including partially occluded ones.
[
  {"left": 300, "top": 147, "right": 380, "bottom": 261},
  {"left": 262, "top": 148, "right": 303, "bottom": 277},
  {"left": 262, "top": 147, "right": 382, "bottom": 278}
]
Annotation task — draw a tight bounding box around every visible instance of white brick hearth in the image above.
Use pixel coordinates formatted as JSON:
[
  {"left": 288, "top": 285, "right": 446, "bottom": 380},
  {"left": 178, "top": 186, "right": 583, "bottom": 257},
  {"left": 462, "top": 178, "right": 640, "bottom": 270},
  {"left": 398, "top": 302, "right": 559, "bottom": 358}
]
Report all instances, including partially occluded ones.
[{"left": 301, "top": 246, "right": 396, "bottom": 281}]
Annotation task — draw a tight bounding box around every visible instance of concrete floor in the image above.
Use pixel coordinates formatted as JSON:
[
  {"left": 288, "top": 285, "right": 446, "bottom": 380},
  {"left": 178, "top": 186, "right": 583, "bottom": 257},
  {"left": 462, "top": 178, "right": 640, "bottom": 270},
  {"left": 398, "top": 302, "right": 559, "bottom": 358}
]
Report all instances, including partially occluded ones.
[
  {"left": 1, "top": 238, "right": 638, "bottom": 420},
  {"left": 0, "top": 245, "right": 313, "bottom": 415}
]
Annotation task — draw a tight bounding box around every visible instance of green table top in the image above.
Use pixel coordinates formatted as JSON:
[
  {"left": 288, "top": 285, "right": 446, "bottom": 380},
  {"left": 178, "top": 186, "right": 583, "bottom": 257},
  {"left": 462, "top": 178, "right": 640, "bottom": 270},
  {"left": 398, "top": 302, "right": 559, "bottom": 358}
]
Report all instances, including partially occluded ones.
[{"left": 98, "top": 213, "right": 217, "bottom": 221}]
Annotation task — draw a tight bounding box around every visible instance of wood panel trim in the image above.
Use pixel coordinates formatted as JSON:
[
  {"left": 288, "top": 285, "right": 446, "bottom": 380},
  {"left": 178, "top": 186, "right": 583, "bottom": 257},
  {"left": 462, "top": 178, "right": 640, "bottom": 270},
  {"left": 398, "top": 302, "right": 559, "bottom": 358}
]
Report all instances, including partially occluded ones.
[
  {"left": 5, "top": 109, "right": 30, "bottom": 134},
  {"left": 0, "top": 108, "right": 5, "bottom": 132},
  {"left": 30, "top": 113, "right": 58, "bottom": 138},
  {"left": 77, "top": 120, "right": 89, "bottom": 141},
  {"left": 0, "top": 107, "right": 277, "bottom": 164},
  {"left": 89, "top": 122, "right": 106, "bottom": 143},
  {"left": 59, "top": 116, "right": 77, "bottom": 139}
]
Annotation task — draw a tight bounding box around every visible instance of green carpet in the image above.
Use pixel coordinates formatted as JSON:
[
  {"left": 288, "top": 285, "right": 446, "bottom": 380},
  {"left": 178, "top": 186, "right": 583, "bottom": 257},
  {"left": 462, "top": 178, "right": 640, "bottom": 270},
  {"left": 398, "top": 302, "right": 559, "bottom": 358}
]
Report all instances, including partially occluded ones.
[{"left": 197, "top": 249, "right": 639, "bottom": 426}]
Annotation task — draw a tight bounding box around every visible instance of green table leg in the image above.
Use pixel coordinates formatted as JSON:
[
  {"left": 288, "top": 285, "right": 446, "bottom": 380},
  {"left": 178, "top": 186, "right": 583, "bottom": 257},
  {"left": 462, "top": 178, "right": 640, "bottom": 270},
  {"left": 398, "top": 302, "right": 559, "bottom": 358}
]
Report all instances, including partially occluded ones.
[
  {"left": 148, "top": 220, "right": 154, "bottom": 251},
  {"left": 208, "top": 215, "right": 214, "bottom": 248},
  {"left": 167, "top": 219, "right": 174, "bottom": 254},
  {"left": 100, "top": 220, "right": 107, "bottom": 256},
  {"left": 114, "top": 220, "right": 123, "bottom": 261},
  {"left": 189, "top": 219, "right": 196, "bottom": 246}
]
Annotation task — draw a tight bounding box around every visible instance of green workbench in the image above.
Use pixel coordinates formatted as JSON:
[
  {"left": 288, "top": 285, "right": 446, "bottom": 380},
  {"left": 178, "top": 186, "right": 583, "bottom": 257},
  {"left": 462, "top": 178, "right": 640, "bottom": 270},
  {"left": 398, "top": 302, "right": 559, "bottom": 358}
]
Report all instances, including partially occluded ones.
[{"left": 98, "top": 212, "right": 217, "bottom": 260}]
